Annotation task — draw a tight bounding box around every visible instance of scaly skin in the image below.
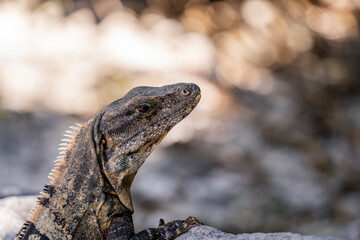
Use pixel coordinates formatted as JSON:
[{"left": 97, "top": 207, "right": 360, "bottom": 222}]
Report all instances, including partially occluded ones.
[{"left": 14, "top": 83, "right": 201, "bottom": 240}]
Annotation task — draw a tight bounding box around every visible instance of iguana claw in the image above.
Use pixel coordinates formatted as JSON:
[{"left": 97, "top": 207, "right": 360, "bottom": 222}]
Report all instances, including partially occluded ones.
[
  {"left": 158, "top": 218, "right": 165, "bottom": 227},
  {"left": 176, "top": 216, "right": 200, "bottom": 234},
  {"left": 160, "top": 216, "right": 200, "bottom": 239}
]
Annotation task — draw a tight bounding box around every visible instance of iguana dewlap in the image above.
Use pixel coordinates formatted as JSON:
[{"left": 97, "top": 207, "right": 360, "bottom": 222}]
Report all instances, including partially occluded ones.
[{"left": 14, "top": 83, "right": 201, "bottom": 240}]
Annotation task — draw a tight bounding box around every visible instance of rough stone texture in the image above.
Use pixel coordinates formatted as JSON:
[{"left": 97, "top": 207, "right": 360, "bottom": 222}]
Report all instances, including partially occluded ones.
[
  {"left": 176, "top": 225, "right": 343, "bottom": 240},
  {"left": 0, "top": 196, "right": 37, "bottom": 240},
  {"left": 0, "top": 196, "right": 345, "bottom": 240},
  {"left": 0, "top": 195, "right": 344, "bottom": 240}
]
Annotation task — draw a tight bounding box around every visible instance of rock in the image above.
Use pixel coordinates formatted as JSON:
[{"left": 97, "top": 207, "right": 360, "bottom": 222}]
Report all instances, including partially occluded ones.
[
  {"left": 0, "top": 196, "right": 344, "bottom": 240},
  {"left": 0, "top": 195, "right": 37, "bottom": 239},
  {"left": 176, "top": 225, "right": 344, "bottom": 240}
]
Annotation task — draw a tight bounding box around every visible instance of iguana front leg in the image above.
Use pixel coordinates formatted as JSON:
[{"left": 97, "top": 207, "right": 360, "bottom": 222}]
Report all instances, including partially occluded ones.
[{"left": 107, "top": 215, "right": 200, "bottom": 240}]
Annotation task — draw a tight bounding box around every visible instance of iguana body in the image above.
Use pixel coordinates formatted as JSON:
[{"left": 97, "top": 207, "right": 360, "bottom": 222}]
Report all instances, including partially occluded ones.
[{"left": 14, "top": 83, "right": 201, "bottom": 240}]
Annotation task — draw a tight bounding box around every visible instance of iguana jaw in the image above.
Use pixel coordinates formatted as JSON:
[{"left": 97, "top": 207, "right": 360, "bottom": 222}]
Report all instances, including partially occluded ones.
[{"left": 101, "top": 83, "right": 201, "bottom": 212}]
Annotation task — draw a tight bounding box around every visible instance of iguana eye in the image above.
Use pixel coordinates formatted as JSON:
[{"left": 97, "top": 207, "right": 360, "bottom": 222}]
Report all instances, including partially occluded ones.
[
  {"left": 136, "top": 103, "right": 152, "bottom": 114},
  {"left": 181, "top": 88, "right": 190, "bottom": 96}
]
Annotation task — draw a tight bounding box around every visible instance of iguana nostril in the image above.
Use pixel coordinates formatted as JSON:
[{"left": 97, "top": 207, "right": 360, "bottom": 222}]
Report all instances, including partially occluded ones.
[{"left": 189, "top": 83, "right": 200, "bottom": 95}]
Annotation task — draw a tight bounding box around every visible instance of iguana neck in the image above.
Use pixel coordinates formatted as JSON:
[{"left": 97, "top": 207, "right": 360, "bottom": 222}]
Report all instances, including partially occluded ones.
[{"left": 27, "top": 118, "right": 111, "bottom": 239}]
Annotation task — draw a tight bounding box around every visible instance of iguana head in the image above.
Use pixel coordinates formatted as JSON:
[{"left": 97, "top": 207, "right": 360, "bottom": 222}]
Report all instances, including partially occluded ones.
[{"left": 96, "top": 83, "right": 200, "bottom": 212}]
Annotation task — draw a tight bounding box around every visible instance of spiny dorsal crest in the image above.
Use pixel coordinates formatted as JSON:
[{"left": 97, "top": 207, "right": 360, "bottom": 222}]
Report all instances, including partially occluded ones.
[
  {"left": 34, "top": 124, "right": 82, "bottom": 210},
  {"left": 19, "top": 124, "right": 83, "bottom": 239},
  {"left": 16, "top": 221, "right": 31, "bottom": 239}
]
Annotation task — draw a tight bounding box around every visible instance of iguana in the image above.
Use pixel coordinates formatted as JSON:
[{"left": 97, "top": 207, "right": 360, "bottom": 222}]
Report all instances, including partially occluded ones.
[{"left": 14, "top": 83, "right": 201, "bottom": 240}]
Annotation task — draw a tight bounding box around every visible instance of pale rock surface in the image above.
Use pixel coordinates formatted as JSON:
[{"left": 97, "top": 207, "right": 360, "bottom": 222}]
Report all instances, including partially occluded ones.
[
  {"left": 0, "top": 196, "right": 346, "bottom": 240},
  {"left": 177, "top": 225, "right": 345, "bottom": 240},
  {"left": 0, "top": 196, "right": 37, "bottom": 240}
]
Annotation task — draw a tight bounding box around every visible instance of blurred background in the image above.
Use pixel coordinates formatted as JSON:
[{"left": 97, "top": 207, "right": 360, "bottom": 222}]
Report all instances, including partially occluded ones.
[{"left": 0, "top": 0, "right": 359, "bottom": 239}]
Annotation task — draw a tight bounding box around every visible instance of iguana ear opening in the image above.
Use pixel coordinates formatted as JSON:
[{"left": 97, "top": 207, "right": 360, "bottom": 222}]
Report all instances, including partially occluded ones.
[{"left": 100, "top": 133, "right": 110, "bottom": 150}]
